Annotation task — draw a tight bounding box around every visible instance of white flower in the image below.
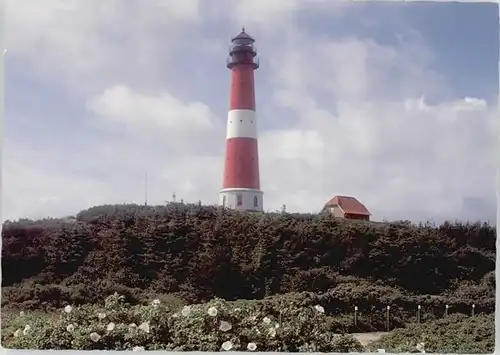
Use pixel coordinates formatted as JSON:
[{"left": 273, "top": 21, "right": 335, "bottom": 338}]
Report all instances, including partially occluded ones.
[
  {"left": 233, "top": 307, "right": 241, "bottom": 312},
  {"left": 133, "top": 346, "right": 145, "bottom": 351},
  {"left": 275, "top": 322, "right": 280, "bottom": 329},
  {"left": 249, "top": 315, "right": 257, "bottom": 321},
  {"left": 221, "top": 340, "right": 233, "bottom": 351},
  {"left": 66, "top": 324, "right": 75, "bottom": 332},
  {"left": 139, "top": 321, "right": 150, "bottom": 333},
  {"left": 262, "top": 317, "right": 271, "bottom": 325},
  {"left": 90, "top": 332, "right": 101, "bottom": 342},
  {"left": 13, "top": 329, "right": 21, "bottom": 337},
  {"left": 416, "top": 342, "right": 426, "bottom": 353},
  {"left": 151, "top": 299, "right": 161, "bottom": 307},
  {"left": 19, "top": 311, "right": 25, "bottom": 317},
  {"left": 314, "top": 305, "right": 325, "bottom": 313},
  {"left": 247, "top": 342, "right": 257, "bottom": 351},
  {"left": 97, "top": 312, "right": 106, "bottom": 320},
  {"left": 64, "top": 305, "right": 73, "bottom": 313},
  {"left": 377, "top": 349, "right": 386, "bottom": 353},
  {"left": 181, "top": 305, "right": 191, "bottom": 317},
  {"left": 107, "top": 322, "right": 115, "bottom": 331},
  {"left": 129, "top": 323, "right": 137, "bottom": 330},
  {"left": 268, "top": 327, "right": 276, "bottom": 338},
  {"left": 207, "top": 306, "right": 218, "bottom": 317},
  {"left": 254, "top": 327, "right": 261, "bottom": 334},
  {"left": 23, "top": 325, "right": 31, "bottom": 335},
  {"left": 219, "top": 321, "right": 232, "bottom": 332}
]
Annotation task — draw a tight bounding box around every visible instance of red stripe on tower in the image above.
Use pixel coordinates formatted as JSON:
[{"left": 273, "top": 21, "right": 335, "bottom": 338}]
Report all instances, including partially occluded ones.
[{"left": 219, "top": 28, "right": 263, "bottom": 212}]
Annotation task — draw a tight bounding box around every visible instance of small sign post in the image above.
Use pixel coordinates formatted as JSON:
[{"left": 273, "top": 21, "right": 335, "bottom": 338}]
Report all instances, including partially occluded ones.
[{"left": 386, "top": 306, "right": 390, "bottom": 332}]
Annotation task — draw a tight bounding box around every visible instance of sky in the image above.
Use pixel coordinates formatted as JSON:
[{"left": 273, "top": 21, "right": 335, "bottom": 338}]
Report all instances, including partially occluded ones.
[{"left": 2, "top": 0, "right": 499, "bottom": 223}]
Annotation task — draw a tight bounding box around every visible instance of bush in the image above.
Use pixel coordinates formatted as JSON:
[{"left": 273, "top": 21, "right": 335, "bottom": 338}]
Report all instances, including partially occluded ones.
[
  {"left": 368, "top": 313, "right": 494, "bottom": 353},
  {"left": 1, "top": 203, "right": 495, "bottom": 351},
  {"left": 4, "top": 293, "right": 492, "bottom": 352},
  {"left": 2, "top": 204, "right": 496, "bottom": 303},
  {"left": 2, "top": 293, "right": 364, "bottom": 351}
]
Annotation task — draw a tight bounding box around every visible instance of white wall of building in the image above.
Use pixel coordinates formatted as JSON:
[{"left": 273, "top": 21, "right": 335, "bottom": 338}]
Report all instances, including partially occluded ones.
[{"left": 219, "top": 188, "right": 263, "bottom": 212}]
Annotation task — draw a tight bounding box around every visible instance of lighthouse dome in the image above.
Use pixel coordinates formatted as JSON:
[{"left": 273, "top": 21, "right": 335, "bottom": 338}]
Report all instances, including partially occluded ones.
[{"left": 232, "top": 28, "right": 255, "bottom": 45}]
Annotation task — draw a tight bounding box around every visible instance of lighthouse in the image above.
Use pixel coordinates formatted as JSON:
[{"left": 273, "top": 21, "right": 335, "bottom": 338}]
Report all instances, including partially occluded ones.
[{"left": 219, "top": 28, "right": 263, "bottom": 212}]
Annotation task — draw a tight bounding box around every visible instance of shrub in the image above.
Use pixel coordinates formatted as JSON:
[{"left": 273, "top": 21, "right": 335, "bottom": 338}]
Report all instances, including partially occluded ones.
[
  {"left": 368, "top": 313, "right": 494, "bottom": 353},
  {"left": 3, "top": 203, "right": 496, "bottom": 302},
  {"left": 2, "top": 293, "right": 364, "bottom": 351}
]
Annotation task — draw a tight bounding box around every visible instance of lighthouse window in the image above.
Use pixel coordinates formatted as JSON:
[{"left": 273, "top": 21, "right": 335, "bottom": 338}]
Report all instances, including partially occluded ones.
[
  {"left": 222, "top": 196, "right": 226, "bottom": 207},
  {"left": 237, "top": 194, "right": 243, "bottom": 206},
  {"left": 253, "top": 196, "right": 258, "bottom": 207}
]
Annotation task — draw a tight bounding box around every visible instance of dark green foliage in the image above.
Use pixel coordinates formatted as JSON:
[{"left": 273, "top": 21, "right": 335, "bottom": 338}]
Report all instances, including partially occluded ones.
[
  {"left": 2, "top": 203, "right": 496, "bottom": 321},
  {"left": 369, "top": 313, "right": 494, "bottom": 353}
]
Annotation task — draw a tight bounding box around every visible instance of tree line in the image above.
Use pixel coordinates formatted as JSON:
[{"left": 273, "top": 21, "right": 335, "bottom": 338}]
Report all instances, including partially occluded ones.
[{"left": 2, "top": 203, "right": 495, "bottom": 311}]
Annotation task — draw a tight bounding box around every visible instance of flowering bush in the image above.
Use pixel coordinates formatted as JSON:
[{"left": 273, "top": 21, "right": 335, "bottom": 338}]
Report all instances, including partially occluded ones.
[
  {"left": 368, "top": 313, "right": 494, "bottom": 353},
  {"left": 2, "top": 293, "right": 363, "bottom": 351}
]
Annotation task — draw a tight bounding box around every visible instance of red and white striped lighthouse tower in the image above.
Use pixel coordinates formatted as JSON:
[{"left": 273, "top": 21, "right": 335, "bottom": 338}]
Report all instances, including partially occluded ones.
[{"left": 219, "top": 28, "right": 263, "bottom": 212}]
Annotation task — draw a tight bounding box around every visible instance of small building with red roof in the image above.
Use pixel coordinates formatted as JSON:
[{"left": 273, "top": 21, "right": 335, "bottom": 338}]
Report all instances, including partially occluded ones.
[{"left": 322, "top": 195, "right": 371, "bottom": 221}]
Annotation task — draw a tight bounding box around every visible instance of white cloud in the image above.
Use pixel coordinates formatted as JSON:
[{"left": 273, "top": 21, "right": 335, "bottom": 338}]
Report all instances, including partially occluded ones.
[
  {"left": 232, "top": 0, "right": 299, "bottom": 30},
  {"left": 296, "top": 98, "right": 494, "bottom": 220},
  {"left": 6, "top": 0, "right": 203, "bottom": 92},
  {"left": 88, "top": 84, "right": 216, "bottom": 134},
  {"left": 2, "top": 136, "right": 224, "bottom": 220},
  {"left": 2, "top": 144, "right": 113, "bottom": 220},
  {"left": 3, "top": 1, "right": 497, "bottom": 223},
  {"left": 255, "top": 25, "right": 495, "bottom": 220},
  {"left": 230, "top": 0, "right": 350, "bottom": 34},
  {"left": 85, "top": 84, "right": 225, "bottom": 160},
  {"left": 269, "top": 33, "right": 449, "bottom": 104}
]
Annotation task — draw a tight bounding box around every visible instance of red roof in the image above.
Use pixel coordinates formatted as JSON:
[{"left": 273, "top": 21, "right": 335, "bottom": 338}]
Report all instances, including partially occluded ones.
[{"left": 324, "top": 195, "right": 371, "bottom": 216}]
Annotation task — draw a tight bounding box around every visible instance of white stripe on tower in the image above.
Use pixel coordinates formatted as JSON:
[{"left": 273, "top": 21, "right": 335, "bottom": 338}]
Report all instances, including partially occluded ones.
[{"left": 219, "top": 28, "right": 263, "bottom": 212}]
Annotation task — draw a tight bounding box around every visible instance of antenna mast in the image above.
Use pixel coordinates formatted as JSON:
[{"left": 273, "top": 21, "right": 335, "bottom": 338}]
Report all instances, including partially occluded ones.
[{"left": 144, "top": 171, "right": 148, "bottom": 206}]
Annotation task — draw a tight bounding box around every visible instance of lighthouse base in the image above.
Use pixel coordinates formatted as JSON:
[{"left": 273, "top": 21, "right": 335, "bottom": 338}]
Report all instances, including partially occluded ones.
[{"left": 219, "top": 188, "right": 264, "bottom": 212}]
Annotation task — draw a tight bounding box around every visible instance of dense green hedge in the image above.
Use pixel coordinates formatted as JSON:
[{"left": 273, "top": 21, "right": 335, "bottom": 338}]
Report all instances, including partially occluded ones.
[{"left": 2, "top": 203, "right": 495, "bottom": 313}]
